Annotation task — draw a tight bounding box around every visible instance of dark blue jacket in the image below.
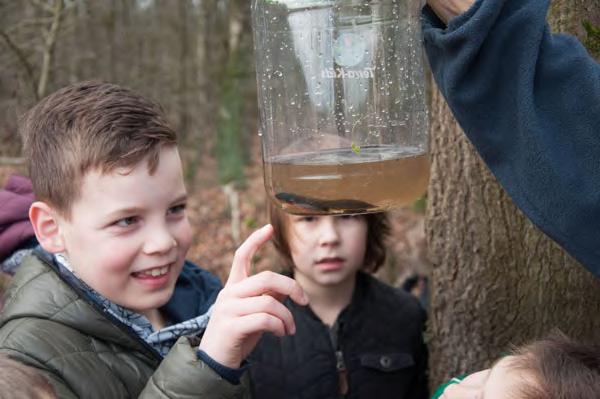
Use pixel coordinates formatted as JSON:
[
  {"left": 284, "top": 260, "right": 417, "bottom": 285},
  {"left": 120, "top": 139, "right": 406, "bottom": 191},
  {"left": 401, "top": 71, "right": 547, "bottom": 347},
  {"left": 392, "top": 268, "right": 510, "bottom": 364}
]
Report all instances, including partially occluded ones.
[{"left": 422, "top": 0, "right": 600, "bottom": 277}]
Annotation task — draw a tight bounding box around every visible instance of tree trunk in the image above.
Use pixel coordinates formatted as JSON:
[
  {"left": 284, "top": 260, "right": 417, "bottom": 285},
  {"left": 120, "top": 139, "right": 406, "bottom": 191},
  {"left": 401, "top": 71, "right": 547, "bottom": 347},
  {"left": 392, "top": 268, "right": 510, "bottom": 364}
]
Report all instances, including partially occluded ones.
[
  {"left": 223, "top": 182, "right": 242, "bottom": 246},
  {"left": 37, "top": 0, "right": 64, "bottom": 99},
  {"left": 426, "top": 0, "right": 600, "bottom": 387}
]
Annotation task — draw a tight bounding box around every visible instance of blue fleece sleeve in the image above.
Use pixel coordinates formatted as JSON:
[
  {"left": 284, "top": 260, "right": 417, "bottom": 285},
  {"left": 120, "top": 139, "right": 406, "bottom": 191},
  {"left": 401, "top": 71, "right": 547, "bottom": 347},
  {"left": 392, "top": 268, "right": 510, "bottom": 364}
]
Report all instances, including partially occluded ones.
[{"left": 422, "top": 0, "right": 600, "bottom": 277}]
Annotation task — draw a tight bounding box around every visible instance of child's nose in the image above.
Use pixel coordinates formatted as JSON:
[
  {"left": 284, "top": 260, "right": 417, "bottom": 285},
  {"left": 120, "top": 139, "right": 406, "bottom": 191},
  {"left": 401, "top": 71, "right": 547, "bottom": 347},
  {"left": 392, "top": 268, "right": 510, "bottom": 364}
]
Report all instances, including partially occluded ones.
[
  {"left": 318, "top": 218, "right": 340, "bottom": 246},
  {"left": 143, "top": 225, "right": 177, "bottom": 255}
]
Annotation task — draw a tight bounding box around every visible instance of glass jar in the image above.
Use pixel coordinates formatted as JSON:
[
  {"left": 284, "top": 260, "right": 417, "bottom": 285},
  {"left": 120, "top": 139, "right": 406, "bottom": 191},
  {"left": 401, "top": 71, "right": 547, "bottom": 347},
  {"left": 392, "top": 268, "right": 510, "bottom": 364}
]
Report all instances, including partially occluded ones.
[{"left": 252, "top": 0, "right": 428, "bottom": 215}]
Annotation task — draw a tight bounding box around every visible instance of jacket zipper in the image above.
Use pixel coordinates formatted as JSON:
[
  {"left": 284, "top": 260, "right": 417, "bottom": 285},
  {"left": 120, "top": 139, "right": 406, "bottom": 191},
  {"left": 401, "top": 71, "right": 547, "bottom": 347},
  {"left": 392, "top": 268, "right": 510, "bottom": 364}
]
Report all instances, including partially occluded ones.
[
  {"left": 335, "top": 349, "right": 349, "bottom": 396},
  {"left": 329, "top": 318, "right": 349, "bottom": 397}
]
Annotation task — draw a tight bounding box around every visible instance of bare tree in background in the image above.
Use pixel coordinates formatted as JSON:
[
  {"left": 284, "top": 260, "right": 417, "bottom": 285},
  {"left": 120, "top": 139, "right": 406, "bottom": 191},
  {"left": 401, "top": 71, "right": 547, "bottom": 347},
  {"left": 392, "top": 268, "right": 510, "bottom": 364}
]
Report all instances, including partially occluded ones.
[
  {"left": 36, "top": 0, "right": 64, "bottom": 99},
  {"left": 426, "top": 0, "right": 600, "bottom": 387},
  {"left": 0, "top": 0, "right": 64, "bottom": 101},
  {"left": 0, "top": 0, "right": 253, "bottom": 171},
  {"left": 0, "top": 0, "right": 65, "bottom": 161},
  {"left": 0, "top": 0, "right": 258, "bottom": 246},
  {"left": 216, "top": 0, "right": 254, "bottom": 245}
]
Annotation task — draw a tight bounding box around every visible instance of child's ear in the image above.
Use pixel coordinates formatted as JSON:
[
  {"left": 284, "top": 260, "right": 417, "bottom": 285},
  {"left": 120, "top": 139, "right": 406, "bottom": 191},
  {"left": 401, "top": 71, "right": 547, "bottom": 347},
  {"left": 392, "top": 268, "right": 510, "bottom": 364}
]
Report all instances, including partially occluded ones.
[{"left": 29, "top": 201, "right": 65, "bottom": 253}]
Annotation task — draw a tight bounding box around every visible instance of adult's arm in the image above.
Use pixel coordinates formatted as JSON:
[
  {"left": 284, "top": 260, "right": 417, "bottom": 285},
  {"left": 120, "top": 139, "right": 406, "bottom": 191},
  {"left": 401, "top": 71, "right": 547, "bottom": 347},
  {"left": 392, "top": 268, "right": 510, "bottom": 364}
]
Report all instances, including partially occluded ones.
[
  {"left": 427, "top": 0, "right": 474, "bottom": 24},
  {"left": 422, "top": 0, "right": 600, "bottom": 277}
]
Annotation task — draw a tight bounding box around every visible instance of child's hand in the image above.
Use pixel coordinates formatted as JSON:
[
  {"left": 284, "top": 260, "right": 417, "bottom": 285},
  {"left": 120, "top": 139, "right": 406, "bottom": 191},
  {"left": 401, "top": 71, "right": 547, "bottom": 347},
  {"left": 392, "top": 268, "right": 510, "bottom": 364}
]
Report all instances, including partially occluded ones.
[{"left": 198, "top": 224, "right": 308, "bottom": 369}]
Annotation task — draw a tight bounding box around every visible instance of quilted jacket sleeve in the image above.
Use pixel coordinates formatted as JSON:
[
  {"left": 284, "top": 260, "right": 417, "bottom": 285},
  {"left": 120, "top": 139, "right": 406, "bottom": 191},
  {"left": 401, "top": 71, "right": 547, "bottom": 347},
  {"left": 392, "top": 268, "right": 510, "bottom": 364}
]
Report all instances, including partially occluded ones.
[{"left": 139, "top": 337, "right": 251, "bottom": 399}]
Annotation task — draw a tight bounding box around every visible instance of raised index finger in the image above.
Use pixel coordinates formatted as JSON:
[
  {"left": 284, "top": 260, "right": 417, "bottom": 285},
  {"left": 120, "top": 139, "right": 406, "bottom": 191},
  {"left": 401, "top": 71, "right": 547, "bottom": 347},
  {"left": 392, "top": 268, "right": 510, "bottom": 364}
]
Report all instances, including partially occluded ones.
[
  {"left": 226, "top": 224, "right": 274, "bottom": 285},
  {"left": 230, "top": 271, "right": 308, "bottom": 306}
]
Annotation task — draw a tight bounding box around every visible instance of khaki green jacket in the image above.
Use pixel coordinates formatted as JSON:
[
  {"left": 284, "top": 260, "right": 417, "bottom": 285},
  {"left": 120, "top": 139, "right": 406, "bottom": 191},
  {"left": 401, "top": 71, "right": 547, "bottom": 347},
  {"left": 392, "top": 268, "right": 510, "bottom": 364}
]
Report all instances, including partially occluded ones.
[{"left": 0, "top": 253, "right": 248, "bottom": 398}]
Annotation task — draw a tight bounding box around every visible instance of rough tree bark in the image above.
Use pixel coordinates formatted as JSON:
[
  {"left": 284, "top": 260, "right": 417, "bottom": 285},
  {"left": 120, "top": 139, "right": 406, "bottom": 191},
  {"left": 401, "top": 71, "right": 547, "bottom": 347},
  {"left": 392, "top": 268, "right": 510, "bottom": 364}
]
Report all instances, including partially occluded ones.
[{"left": 426, "top": 0, "right": 600, "bottom": 387}]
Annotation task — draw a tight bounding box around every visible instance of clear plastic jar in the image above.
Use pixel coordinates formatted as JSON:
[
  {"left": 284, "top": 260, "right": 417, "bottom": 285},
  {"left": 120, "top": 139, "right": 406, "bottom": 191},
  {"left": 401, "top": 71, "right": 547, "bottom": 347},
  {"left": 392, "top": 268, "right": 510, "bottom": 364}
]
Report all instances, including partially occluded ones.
[{"left": 252, "top": 0, "right": 428, "bottom": 214}]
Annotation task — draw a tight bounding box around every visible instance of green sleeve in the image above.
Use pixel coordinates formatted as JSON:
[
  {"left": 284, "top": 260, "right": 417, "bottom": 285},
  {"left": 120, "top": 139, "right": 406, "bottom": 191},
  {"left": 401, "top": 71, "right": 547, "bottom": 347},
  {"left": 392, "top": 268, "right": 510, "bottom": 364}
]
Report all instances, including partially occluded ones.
[
  {"left": 430, "top": 376, "right": 465, "bottom": 399},
  {"left": 139, "top": 336, "right": 250, "bottom": 399}
]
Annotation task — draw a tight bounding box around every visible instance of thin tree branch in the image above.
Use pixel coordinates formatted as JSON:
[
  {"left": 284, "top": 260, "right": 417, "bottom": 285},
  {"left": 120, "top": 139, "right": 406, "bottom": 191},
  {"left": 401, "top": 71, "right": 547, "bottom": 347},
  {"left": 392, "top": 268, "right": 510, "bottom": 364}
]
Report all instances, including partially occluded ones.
[
  {"left": 30, "top": 0, "right": 55, "bottom": 13},
  {"left": 0, "top": 29, "right": 38, "bottom": 100},
  {"left": 0, "top": 156, "right": 26, "bottom": 166},
  {"left": 37, "top": 0, "right": 64, "bottom": 99}
]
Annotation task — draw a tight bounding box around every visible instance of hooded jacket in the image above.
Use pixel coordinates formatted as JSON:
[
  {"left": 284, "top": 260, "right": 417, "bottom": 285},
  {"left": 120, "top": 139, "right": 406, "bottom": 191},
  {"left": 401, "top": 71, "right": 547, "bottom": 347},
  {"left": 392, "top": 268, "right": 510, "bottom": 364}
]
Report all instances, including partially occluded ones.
[
  {"left": 0, "top": 174, "right": 35, "bottom": 260},
  {"left": 422, "top": 0, "right": 600, "bottom": 277},
  {"left": 0, "top": 251, "right": 248, "bottom": 399}
]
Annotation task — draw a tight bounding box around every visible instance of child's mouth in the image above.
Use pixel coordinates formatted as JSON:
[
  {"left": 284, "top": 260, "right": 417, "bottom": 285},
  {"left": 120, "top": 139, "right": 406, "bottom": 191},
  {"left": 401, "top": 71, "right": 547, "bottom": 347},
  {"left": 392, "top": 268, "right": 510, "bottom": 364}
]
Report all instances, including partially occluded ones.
[
  {"left": 131, "top": 264, "right": 171, "bottom": 279},
  {"left": 315, "top": 257, "right": 345, "bottom": 271}
]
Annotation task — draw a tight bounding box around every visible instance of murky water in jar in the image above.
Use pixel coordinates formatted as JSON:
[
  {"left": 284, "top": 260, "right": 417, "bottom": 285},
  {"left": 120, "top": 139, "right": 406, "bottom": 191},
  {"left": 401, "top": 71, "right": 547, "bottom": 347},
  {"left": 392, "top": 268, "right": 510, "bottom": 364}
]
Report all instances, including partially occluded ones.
[{"left": 264, "top": 144, "right": 429, "bottom": 214}]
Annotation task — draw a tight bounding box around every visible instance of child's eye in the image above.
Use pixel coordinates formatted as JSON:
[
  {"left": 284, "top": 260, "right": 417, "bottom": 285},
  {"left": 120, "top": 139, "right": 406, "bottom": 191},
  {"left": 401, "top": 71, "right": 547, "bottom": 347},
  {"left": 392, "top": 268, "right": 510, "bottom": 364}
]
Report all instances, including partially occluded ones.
[
  {"left": 168, "top": 203, "right": 187, "bottom": 215},
  {"left": 299, "top": 216, "right": 317, "bottom": 223},
  {"left": 114, "top": 216, "right": 139, "bottom": 227}
]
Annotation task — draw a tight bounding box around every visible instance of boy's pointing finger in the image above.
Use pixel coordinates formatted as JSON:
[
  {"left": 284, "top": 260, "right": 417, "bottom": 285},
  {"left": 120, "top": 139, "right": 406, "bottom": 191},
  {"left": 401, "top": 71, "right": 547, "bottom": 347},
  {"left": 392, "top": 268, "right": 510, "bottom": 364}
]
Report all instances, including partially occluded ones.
[
  {"left": 230, "top": 271, "right": 309, "bottom": 306},
  {"left": 227, "top": 224, "right": 274, "bottom": 285}
]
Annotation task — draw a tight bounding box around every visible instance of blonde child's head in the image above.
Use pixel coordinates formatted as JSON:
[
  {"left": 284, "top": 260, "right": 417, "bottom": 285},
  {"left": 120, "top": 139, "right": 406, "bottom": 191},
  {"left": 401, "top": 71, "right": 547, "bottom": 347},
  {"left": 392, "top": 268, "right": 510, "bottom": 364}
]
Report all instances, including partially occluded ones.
[
  {"left": 449, "top": 331, "right": 600, "bottom": 399},
  {"left": 503, "top": 332, "right": 600, "bottom": 399}
]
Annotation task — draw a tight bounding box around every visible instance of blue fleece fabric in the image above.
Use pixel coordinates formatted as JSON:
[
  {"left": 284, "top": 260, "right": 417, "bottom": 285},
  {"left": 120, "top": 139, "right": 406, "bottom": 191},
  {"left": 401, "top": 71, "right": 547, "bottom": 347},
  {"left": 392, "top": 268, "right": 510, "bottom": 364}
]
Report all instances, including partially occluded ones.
[
  {"left": 161, "top": 261, "right": 222, "bottom": 322},
  {"left": 422, "top": 0, "right": 600, "bottom": 277}
]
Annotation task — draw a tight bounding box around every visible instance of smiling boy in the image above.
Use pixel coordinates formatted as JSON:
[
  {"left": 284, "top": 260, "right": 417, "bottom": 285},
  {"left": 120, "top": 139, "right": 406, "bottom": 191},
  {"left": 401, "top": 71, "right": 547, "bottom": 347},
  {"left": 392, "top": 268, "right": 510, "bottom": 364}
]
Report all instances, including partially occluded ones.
[
  {"left": 44, "top": 145, "right": 190, "bottom": 329},
  {"left": 0, "top": 81, "right": 307, "bottom": 398}
]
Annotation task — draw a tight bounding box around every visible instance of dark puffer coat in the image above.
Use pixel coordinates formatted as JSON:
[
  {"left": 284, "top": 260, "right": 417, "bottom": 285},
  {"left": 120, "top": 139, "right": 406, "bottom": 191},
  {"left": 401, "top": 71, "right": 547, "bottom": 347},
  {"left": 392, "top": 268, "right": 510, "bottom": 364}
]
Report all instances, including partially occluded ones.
[{"left": 249, "top": 272, "right": 428, "bottom": 399}]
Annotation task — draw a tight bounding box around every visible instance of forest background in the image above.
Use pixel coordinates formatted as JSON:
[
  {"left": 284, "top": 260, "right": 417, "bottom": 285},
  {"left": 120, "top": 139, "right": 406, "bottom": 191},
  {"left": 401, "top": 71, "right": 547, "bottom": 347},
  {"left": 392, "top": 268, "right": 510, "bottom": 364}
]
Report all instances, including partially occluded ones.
[
  {"left": 0, "top": 0, "right": 429, "bottom": 284},
  {"left": 1, "top": 0, "right": 599, "bottom": 387}
]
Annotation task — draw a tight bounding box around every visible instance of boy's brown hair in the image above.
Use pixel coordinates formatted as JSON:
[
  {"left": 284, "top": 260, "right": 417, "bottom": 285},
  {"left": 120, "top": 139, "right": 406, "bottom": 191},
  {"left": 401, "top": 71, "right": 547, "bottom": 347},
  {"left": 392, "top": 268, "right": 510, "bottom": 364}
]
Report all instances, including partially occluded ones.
[
  {"left": 268, "top": 201, "right": 390, "bottom": 273},
  {"left": 19, "top": 81, "right": 177, "bottom": 218},
  {"left": 0, "top": 354, "right": 57, "bottom": 399},
  {"left": 511, "top": 331, "right": 600, "bottom": 399}
]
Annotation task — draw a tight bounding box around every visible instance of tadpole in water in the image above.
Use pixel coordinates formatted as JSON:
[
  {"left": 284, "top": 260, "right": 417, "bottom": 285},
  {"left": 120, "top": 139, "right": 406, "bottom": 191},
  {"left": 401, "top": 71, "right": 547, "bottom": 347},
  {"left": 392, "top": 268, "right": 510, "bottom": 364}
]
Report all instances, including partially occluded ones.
[{"left": 275, "top": 192, "right": 374, "bottom": 214}]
